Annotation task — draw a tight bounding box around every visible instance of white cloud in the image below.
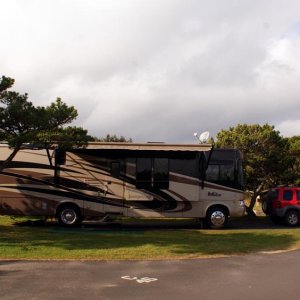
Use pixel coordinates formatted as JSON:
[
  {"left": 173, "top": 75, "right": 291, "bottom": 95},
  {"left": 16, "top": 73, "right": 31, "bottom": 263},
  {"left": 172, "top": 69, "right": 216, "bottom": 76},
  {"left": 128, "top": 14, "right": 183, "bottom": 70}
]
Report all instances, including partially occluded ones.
[{"left": 276, "top": 119, "right": 300, "bottom": 137}]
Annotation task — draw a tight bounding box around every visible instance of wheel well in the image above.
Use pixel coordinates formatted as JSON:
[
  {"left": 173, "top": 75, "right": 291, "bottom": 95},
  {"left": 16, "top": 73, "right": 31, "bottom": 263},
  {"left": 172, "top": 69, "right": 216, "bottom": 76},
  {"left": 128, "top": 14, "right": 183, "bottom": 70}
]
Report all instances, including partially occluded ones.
[
  {"left": 285, "top": 208, "right": 300, "bottom": 215},
  {"left": 206, "top": 205, "right": 230, "bottom": 217},
  {"left": 56, "top": 202, "right": 81, "bottom": 217}
]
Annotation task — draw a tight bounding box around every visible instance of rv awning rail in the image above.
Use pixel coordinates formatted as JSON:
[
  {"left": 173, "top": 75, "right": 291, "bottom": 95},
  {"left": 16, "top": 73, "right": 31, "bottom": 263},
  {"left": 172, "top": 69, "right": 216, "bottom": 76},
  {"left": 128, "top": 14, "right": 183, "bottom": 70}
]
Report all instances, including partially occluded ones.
[
  {"left": 0, "top": 142, "right": 212, "bottom": 152},
  {"left": 85, "top": 142, "right": 212, "bottom": 152}
]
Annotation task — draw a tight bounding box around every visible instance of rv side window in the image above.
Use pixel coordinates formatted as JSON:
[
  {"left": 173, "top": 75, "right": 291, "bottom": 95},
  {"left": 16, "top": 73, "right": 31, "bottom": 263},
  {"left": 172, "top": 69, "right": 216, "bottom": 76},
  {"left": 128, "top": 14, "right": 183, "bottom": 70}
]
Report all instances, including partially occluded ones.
[
  {"left": 111, "top": 162, "right": 120, "bottom": 178},
  {"left": 136, "top": 158, "right": 152, "bottom": 189},
  {"left": 136, "top": 158, "right": 169, "bottom": 189},
  {"left": 153, "top": 158, "right": 169, "bottom": 189}
]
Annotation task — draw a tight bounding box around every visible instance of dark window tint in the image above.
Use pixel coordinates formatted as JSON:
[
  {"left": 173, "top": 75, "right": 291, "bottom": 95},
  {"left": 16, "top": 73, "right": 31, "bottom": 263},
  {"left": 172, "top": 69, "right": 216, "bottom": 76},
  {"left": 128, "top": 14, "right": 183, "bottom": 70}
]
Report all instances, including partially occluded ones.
[
  {"left": 206, "top": 162, "right": 235, "bottom": 188},
  {"left": 54, "top": 149, "right": 66, "bottom": 165},
  {"left": 111, "top": 162, "right": 120, "bottom": 178},
  {"left": 206, "top": 165, "right": 219, "bottom": 181},
  {"left": 136, "top": 158, "right": 152, "bottom": 189},
  {"left": 220, "top": 164, "right": 234, "bottom": 181},
  {"left": 283, "top": 190, "right": 293, "bottom": 201},
  {"left": 136, "top": 158, "right": 169, "bottom": 189},
  {"left": 296, "top": 190, "right": 300, "bottom": 201},
  {"left": 153, "top": 158, "right": 169, "bottom": 189}
]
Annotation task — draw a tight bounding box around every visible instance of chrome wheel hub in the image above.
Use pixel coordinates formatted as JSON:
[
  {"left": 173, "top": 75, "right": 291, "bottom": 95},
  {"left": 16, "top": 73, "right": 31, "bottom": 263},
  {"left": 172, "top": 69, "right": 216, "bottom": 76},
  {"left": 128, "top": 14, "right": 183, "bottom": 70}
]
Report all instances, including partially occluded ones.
[
  {"left": 61, "top": 209, "right": 77, "bottom": 225},
  {"left": 210, "top": 211, "right": 226, "bottom": 226}
]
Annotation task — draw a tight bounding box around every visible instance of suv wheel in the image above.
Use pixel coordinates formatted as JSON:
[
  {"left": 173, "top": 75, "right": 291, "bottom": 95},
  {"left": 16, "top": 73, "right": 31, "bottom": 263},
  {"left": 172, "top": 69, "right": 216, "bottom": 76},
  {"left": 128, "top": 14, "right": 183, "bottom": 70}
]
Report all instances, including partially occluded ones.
[{"left": 284, "top": 210, "right": 299, "bottom": 227}]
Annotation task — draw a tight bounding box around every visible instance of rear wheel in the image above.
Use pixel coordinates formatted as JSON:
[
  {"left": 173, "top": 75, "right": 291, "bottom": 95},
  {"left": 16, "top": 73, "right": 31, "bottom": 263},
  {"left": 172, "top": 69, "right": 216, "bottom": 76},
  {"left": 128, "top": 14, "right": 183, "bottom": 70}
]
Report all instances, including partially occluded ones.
[
  {"left": 57, "top": 205, "right": 82, "bottom": 227},
  {"left": 284, "top": 210, "right": 299, "bottom": 227},
  {"left": 206, "top": 207, "right": 228, "bottom": 229}
]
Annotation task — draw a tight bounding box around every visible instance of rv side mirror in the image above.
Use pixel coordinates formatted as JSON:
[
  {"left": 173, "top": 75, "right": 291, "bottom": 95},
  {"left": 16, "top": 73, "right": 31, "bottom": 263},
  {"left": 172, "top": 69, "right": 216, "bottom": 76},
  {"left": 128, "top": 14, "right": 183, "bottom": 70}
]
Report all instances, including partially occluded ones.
[{"left": 54, "top": 149, "right": 66, "bottom": 165}]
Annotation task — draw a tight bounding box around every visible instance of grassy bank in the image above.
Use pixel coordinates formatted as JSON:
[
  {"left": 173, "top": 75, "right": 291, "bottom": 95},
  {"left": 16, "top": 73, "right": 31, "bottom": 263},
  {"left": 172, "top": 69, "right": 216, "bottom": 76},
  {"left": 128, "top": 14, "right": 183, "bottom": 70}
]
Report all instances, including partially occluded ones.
[{"left": 1, "top": 216, "right": 300, "bottom": 260}]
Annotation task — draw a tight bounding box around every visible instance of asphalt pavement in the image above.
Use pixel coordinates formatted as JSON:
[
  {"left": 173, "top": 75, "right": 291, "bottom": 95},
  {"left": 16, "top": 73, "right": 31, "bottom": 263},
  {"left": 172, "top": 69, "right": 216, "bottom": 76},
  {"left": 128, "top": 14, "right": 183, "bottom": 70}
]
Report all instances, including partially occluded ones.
[{"left": 1, "top": 249, "right": 300, "bottom": 300}]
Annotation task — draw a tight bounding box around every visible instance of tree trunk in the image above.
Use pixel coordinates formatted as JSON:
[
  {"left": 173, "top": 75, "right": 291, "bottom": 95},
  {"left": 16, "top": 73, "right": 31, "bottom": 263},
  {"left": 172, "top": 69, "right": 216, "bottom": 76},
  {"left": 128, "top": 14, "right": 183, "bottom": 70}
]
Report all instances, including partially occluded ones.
[
  {"left": 246, "top": 182, "right": 264, "bottom": 216},
  {"left": 0, "top": 144, "right": 21, "bottom": 171}
]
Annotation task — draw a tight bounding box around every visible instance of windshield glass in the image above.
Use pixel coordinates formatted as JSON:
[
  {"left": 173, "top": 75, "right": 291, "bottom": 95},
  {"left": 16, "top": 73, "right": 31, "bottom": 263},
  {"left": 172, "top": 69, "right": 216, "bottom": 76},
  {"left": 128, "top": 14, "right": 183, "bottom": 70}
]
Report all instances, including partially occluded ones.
[{"left": 206, "top": 159, "right": 243, "bottom": 190}]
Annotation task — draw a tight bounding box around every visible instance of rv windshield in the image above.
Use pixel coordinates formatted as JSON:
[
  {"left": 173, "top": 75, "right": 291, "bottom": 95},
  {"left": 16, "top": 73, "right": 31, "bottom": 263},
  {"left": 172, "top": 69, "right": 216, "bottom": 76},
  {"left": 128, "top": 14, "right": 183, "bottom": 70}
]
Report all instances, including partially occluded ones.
[
  {"left": 206, "top": 161, "right": 234, "bottom": 187},
  {"left": 206, "top": 159, "right": 244, "bottom": 189}
]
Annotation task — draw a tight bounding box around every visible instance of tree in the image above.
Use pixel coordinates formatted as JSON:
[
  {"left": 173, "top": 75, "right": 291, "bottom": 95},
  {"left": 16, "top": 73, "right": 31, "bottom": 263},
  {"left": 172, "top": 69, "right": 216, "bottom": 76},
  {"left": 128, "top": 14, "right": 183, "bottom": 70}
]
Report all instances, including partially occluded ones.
[
  {"left": 287, "top": 136, "right": 300, "bottom": 185},
  {"left": 0, "top": 75, "right": 89, "bottom": 170},
  {"left": 39, "top": 126, "right": 92, "bottom": 150},
  {"left": 94, "top": 134, "right": 133, "bottom": 142},
  {"left": 215, "top": 124, "right": 292, "bottom": 216}
]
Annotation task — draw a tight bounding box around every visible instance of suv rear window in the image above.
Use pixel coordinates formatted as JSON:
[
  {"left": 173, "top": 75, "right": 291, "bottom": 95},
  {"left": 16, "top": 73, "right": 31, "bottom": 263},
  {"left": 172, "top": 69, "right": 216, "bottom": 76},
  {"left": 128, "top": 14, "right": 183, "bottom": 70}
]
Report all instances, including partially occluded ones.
[{"left": 283, "top": 190, "right": 293, "bottom": 201}]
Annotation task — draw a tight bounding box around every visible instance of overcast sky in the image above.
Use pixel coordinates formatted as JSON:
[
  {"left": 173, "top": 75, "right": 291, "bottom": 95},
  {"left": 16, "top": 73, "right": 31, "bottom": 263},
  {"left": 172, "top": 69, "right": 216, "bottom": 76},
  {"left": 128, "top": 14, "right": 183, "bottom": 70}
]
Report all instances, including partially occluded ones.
[{"left": 1, "top": 0, "right": 300, "bottom": 142}]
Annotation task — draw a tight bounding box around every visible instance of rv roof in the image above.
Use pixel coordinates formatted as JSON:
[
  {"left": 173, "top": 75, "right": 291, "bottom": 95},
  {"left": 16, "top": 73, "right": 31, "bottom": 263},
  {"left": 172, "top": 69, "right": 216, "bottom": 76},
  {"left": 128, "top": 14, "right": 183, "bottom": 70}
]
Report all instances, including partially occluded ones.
[{"left": 85, "top": 142, "right": 212, "bottom": 152}]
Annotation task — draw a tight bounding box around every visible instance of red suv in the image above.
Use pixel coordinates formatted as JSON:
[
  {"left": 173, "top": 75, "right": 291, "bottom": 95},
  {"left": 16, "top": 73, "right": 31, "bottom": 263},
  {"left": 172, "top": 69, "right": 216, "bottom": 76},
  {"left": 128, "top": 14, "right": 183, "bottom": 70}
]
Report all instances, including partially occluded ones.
[{"left": 262, "top": 187, "right": 300, "bottom": 226}]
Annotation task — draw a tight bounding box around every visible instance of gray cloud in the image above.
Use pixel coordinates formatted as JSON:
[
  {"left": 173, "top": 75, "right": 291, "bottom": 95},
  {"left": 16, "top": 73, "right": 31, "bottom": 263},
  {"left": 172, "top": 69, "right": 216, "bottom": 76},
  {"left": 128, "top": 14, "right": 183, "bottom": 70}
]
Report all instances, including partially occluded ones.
[{"left": 1, "top": 0, "right": 300, "bottom": 142}]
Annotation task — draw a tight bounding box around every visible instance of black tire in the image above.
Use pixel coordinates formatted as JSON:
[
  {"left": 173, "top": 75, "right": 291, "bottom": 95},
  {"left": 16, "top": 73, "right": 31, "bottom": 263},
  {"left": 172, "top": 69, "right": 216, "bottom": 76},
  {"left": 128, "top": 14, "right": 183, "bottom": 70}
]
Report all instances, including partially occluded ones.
[
  {"left": 270, "top": 215, "right": 284, "bottom": 225},
  {"left": 262, "top": 200, "right": 271, "bottom": 215},
  {"left": 284, "top": 210, "right": 299, "bottom": 227},
  {"left": 206, "top": 207, "right": 228, "bottom": 229},
  {"left": 57, "top": 205, "right": 82, "bottom": 227}
]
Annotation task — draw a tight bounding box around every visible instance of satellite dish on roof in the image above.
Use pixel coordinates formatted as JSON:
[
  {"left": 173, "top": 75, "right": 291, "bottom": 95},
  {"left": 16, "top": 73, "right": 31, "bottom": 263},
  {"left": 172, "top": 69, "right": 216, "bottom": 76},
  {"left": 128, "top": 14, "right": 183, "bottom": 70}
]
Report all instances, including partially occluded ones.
[
  {"left": 199, "top": 131, "right": 210, "bottom": 143},
  {"left": 193, "top": 131, "right": 210, "bottom": 144}
]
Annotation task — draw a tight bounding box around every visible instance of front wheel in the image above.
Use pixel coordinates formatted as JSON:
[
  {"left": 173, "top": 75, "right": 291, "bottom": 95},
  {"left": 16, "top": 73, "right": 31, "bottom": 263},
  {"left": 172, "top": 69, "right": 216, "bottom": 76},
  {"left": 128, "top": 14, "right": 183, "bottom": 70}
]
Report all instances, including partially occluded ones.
[
  {"left": 57, "top": 205, "right": 82, "bottom": 227},
  {"left": 206, "top": 207, "right": 228, "bottom": 229}
]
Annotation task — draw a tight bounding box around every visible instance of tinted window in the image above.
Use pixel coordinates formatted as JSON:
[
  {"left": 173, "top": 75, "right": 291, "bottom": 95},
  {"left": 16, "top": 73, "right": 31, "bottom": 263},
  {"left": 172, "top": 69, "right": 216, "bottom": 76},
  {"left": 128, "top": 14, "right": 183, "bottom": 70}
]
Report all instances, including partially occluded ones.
[
  {"left": 136, "top": 158, "right": 169, "bottom": 189},
  {"left": 153, "top": 158, "right": 169, "bottom": 189},
  {"left": 206, "top": 163, "right": 235, "bottom": 187},
  {"left": 111, "top": 162, "right": 120, "bottom": 178},
  {"left": 136, "top": 158, "right": 152, "bottom": 189},
  {"left": 220, "top": 164, "right": 234, "bottom": 181},
  {"left": 206, "top": 165, "right": 219, "bottom": 181},
  {"left": 296, "top": 190, "right": 300, "bottom": 201},
  {"left": 283, "top": 190, "right": 293, "bottom": 201}
]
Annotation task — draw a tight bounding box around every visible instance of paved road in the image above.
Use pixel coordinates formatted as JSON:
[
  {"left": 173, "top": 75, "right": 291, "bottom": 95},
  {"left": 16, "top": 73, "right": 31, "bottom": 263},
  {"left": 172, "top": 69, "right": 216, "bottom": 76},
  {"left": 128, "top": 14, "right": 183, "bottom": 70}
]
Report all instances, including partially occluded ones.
[{"left": 1, "top": 249, "right": 299, "bottom": 300}]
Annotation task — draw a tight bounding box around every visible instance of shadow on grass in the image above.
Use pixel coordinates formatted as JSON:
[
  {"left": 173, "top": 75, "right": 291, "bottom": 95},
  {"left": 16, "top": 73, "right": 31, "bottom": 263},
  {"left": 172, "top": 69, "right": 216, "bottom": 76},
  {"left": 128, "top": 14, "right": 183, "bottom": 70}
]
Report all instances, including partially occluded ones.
[{"left": 12, "top": 215, "right": 284, "bottom": 230}]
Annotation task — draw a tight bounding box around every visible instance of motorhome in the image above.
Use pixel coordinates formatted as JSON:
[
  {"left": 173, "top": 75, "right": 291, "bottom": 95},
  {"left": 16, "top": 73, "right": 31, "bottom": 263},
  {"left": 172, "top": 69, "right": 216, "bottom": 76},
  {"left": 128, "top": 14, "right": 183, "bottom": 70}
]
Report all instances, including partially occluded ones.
[{"left": 0, "top": 142, "right": 245, "bottom": 228}]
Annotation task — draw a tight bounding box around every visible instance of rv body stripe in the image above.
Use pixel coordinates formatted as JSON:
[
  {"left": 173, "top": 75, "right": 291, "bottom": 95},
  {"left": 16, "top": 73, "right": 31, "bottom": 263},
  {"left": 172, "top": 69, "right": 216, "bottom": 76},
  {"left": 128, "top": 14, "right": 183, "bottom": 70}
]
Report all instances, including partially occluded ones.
[
  {"left": 163, "top": 190, "right": 193, "bottom": 212},
  {"left": 126, "top": 189, "right": 178, "bottom": 211},
  {"left": 169, "top": 173, "right": 244, "bottom": 193},
  {"left": 0, "top": 169, "right": 242, "bottom": 213},
  {"left": 0, "top": 172, "right": 127, "bottom": 208}
]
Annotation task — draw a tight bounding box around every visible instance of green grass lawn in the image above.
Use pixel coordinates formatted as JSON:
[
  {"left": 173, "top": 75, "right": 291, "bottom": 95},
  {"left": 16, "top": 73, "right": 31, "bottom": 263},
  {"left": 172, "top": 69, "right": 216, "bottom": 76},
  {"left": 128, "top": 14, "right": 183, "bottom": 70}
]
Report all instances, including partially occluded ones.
[{"left": 1, "top": 216, "right": 300, "bottom": 260}]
